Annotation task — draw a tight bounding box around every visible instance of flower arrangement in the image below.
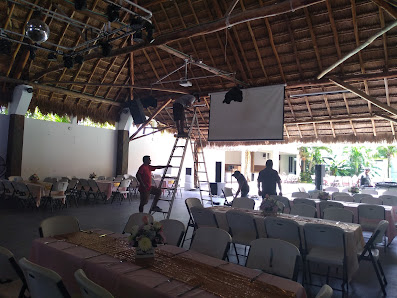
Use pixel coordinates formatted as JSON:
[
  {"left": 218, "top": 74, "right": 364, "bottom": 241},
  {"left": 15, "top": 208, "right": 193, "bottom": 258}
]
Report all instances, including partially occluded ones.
[
  {"left": 89, "top": 172, "right": 96, "bottom": 179},
  {"left": 128, "top": 216, "right": 165, "bottom": 257},
  {"left": 318, "top": 191, "right": 329, "bottom": 200},
  {"left": 349, "top": 186, "right": 360, "bottom": 194},
  {"left": 260, "top": 195, "right": 279, "bottom": 214},
  {"left": 29, "top": 173, "right": 39, "bottom": 183}
]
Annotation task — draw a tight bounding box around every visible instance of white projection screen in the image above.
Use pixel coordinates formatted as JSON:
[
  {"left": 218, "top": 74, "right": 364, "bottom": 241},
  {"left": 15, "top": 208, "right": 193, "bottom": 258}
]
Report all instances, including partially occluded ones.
[{"left": 208, "top": 85, "right": 285, "bottom": 141}]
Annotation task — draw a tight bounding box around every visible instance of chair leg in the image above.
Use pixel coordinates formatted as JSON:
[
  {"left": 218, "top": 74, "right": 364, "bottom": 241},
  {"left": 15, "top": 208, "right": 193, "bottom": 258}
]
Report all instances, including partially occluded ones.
[
  {"left": 18, "top": 284, "right": 27, "bottom": 298},
  {"left": 369, "top": 254, "right": 387, "bottom": 296},
  {"left": 233, "top": 243, "right": 240, "bottom": 264},
  {"left": 377, "top": 259, "right": 387, "bottom": 285}
]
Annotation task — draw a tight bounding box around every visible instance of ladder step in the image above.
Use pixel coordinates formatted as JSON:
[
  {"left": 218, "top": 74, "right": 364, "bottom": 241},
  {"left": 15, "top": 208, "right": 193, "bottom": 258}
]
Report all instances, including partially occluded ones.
[
  {"left": 197, "top": 171, "right": 207, "bottom": 173},
  {"left": 172, "top": 156, "right": 183, "bottom": 158},
  {"left": 164, "top": 176, "right": 178, "bottom": 179},
  {"left": 158, "top": 198, "right": 173, "bottom": 202},
  {"left": 175, "top": 146, "right": 185, "bottom": 148},
  {"left": 195, "top": 161, "right": 205, "bottom": 163}
]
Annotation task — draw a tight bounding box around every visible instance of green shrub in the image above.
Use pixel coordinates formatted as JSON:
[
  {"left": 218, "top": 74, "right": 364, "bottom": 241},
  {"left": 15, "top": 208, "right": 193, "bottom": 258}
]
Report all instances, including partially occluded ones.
[{"left": 300, "top": 172, "right": 312, "bottom": 183}]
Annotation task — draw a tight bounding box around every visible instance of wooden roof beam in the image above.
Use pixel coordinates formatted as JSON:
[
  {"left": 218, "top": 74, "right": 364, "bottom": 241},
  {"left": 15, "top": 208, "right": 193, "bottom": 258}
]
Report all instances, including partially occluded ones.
[
  {"left": 304, "top": 7, "right": 322, "bottom": 72},
  {"left": 284, "top": 14, "right": 303, "bottom": 80},
  {"left": 287, "top": 114, "right": 379, "bottom": 125},
  {"left": 378, "top": 8, "right": 389, "bottom": 71},
  {"left": 371, "top": 0, "right": 397, "bottom": 19},
  {"left": 326, "top": 0, "right": 343, "bottom": 74},
  {"left": 265, "top": 18, "right": 285, "bottom": 82},
  {"left": 384, "top": 78, "right": 395, "bottom": 135}
]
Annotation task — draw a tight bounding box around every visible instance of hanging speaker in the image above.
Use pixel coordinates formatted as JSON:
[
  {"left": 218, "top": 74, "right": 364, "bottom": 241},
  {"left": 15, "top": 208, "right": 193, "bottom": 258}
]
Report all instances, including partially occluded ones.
[{"left": 129, "top": 99, "right": 146, "bottom": 125}]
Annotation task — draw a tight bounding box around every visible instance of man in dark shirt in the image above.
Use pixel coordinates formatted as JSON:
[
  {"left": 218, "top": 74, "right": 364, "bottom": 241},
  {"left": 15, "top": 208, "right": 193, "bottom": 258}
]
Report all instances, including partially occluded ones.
[
  {"left": 232, "top": 171, "right": 250, "bottom": 198},
  {"left": 257, "top": 159, "right": 282, "bottom": 198}
]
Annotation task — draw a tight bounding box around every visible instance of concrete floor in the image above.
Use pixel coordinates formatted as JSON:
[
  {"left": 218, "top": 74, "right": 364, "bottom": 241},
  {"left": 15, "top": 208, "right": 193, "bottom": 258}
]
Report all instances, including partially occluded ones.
[{"left": 1, "top": 183, "right": 396, "bottom": 298}]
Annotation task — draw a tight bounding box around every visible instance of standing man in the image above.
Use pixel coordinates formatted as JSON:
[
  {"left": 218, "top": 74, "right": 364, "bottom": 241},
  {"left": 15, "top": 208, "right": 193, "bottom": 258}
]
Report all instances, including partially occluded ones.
[
  {"left": 136, "top": 155, "right": 170, "bottom": 213},
  {"left": 360, "top": 167, "right": 372, "bottom": 187},
  {"left": 232, "top": 170, "right": 250, "bottom": 199},
  {"left": 173, "top": 94, "right": 196, "bottom": 137},
  {"left": 257, "top": 159, "right": 282, "bottom": 198}
]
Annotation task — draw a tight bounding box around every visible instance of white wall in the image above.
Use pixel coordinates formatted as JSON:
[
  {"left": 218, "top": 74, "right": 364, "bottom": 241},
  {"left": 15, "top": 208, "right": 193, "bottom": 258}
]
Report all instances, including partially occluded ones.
[
  {"left": 0, "top": 114, "right": 9, "bottom": 161},
  {"left": 225, "top": 151, "right": 241, "bottom": 164},
  {"left": 22, "top": 119, "right": 117, "bottom": 179},
  {"left": 203, "top": 147, "right": 225, "bottom": 182}
]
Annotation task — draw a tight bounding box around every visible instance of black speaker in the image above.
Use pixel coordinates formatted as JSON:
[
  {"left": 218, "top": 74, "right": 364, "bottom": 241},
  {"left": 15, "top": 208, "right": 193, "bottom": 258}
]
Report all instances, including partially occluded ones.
[
  {"left": 210, "top": 182, "right": 218, "bottom": 195},
  {"left": 215, "top": 162, "right": 222, "bottom": 183},
  {"left": 186, "top": 168, "right": 191, "bottom": 175},
  {"left": 129, "top": 99, "right": 146, "bottom": 125},
  {"left": 315, "top": 164, "right": 325, "bottom": 190}
]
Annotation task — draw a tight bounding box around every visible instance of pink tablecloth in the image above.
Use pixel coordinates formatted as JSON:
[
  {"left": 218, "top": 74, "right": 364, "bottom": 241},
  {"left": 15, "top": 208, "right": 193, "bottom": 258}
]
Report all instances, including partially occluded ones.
[
  {"left": 96, "top": 181, "right": 119, "bottom": 200},
  {"left": 25, "top": 181, "right": 52, "bottom": 207},
  {"left": 30, "top": 231, "right": 306, "bottom": 298}
]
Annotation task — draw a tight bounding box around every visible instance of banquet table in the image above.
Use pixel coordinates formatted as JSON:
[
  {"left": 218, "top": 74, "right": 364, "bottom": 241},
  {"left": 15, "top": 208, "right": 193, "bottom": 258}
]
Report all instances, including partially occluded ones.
[
  {"left": 210, "top": 206, "right": 364, "bottom": 281},
  {"left": 96, "top": 180, "right": 120, "bottom": 200},
  {"left": 30, "top": 230, "right": 307, "bottom": 298},
  {"left": 25, "top": 181, "right": 52, "bottom": 207}
]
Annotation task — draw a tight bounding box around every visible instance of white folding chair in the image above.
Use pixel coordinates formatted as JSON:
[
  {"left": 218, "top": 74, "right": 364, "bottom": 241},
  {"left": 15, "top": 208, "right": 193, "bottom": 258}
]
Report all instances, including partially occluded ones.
[
  {"left": 290, "top": 204, "right": 317, "bottom": 218},
  {"left": 39, "top": 215, "right": 80, "bottom": 237},
  {"left": 246, "top": 238, "right": 301, "bottom": 281},
  {"left": 319, "top": 201, "right": 343, "bottom": 218},
  {"left": 190, "top": 206, "right": 218, "bottom": 229},
  {"left": 270, "top": 195, "right": 291, "bottom": 210},
  {"left": 181, "top": 198, "right": 203, "bottom": 246},
  {"left": 333, "top": 195, "right": 354, "bottom": 202},
  {"left": 19, "top": 257, "right": 71, "bottom": 298},
  {"left": 222, "top": 187, "right": 234, "bottom": 206},
  {"left": 315, "top": 284, "right": 333, "bottom": 298},
  {"left": 361, "top": 188, "right": 378, "bottom": 195},
  {"left": 324, "top": 187, "right": 339, "bottom": 193},
  {"left": 291, "top": 192, "right": 311, "bottom": 198},
  {"left": 74, "top": 269, "right": 113, "bottom": 298},
  {"left": 226, "top": 210, "right": 258, "bottom": 264},
  {"left": 122, "top": 213, "right": 153, "bottom": 234},
  {"left": 360, "top": 196, "right": 383, "bottom": 205},
  {"left": 353, "top": 193, "right": 373, "bottom": 202},
  {"left": 190, "top": 227, "right": 231, "bottom": 260},
  {"left": 303, "top": 223, "right": 348, "bottom": 294},
  {"left": 159, "top": 219, "right": 185, "bottom": 247},
  {"left": 231, "top": 197, "right": 255, "bottom": 210},
  {"left": 358, "top": 204, "right": 386, "bottom": 233},
  {"left": 264, "top": 216, "right": 302, "bottom": 251},
  {"left": 323, "top": 208, "right": 354, "bottom": 223},
  {"left": 12, "top": 182, "right": 37, "bottom": 208},
  {"left": 357, "top": 220, "right": 389, "bottom": 296},
  {"left": 332, "top": 192, "right": 350, "bottom": 200},
  {"left": 293, "top": 198, "right": 316, "bottom": 208},
  {"left": 382, "top": 189, "right": 397, "bottom": 196},
  {"left": 380, "top": 195, "right": 397, "bottom": 206},
  {"left": 44, "top": 181, "right": 68, "bottom": 212},
  {"left": 111, "top": 179, "right": 131, "bottom": 204}
]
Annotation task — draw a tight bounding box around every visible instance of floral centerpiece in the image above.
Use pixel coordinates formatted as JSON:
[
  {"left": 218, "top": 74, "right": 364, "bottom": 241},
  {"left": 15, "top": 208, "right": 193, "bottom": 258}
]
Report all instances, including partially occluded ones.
[
  {"left": 28, "top": 173, "right": 39, "bottom": 183},
  {"left": 260, "top": 195, "right": 279, "bottom": 215},
  {"left": 128, "top": 216, "right": 165, "bottom": 258},
  {"left": 89, "top": 172, "right": 96, "bottom": 179},
  {"left": 318, "top": 191, "right": 329, "bottom": 200},
  {"left": 349, "top": 186, "right": 360, "bottom": 194}
]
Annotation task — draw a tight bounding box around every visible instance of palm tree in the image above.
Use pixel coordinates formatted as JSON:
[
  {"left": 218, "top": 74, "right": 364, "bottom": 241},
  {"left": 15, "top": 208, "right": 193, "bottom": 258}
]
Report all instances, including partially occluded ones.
[
  {"left": 374, "top": 146, "right": 397, "bottom": 178},
  {"left": 307, "top": 146, "right": 332, "bottom": 174},
  {"left": 298, "top": 147, "right": 310, "bottom": 172},
  {"left": 345, "top": 146, "right": 366, "bottom": 176}
]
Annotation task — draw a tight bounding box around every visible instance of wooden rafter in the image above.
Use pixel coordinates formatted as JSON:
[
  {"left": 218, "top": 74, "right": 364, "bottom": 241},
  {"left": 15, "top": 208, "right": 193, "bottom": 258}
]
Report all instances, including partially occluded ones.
[
  {"left": 326, "top": 0, "right": 343, "bottom": 74},
  {"left": 284, "top": 14, "right": 303, "bottom": 80},
  {"left": 284, "top": 124, "right": 290, "bottom": 138},
  {"left": 304, "top": 7, "right": 322, "bottom": 72},
  {"left": 265, "top": 18, "right": 285, "bottom": 82},
  {"left": 342, "top": 93, "right": 356, "bottom": 136},
  {"left": 371, "top": 0, "right": 397, "bottom": 19},
  {"left": 379, "top": 8, "right": 389, "bottom": 71},
  {"left": 286, "top": 114, "right": 379, "bottom": 125},
  {"left": 384, "top": 78, "right": 395, "bottom": 135}
]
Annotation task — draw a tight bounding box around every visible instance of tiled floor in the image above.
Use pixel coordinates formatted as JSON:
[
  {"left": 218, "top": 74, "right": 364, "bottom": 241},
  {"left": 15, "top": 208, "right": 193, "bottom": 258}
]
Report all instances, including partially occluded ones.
[{"left": 0, "top": 183, "right": 396, "bottom": 297}]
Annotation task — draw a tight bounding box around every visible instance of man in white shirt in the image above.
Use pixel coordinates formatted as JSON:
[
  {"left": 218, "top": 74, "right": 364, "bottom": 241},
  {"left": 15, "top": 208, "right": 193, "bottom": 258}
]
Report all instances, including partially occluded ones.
[{"left": 173, "top": 94, "right": 195, "bottom": 137}]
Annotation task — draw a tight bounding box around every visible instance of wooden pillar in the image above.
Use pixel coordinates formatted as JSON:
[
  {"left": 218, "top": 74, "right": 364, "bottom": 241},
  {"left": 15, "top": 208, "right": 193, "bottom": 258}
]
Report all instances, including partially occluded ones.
[
  {"left": 6, "top": 114, "right": 24, "bottom": 178},
  {"left": 116, "top": 130, "right": 129, "bottom": 175}
]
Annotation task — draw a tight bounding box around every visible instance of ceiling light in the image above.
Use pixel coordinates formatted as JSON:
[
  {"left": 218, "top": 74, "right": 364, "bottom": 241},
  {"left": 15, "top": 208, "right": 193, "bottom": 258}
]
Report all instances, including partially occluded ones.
[
  {"left": 75, "top": 0, "right": 87, "bottom": 10},
  {"left": 63, "top": 55, "right": 74, "bottom": 69},
  {"left": 25, "top": 19, "right": 50, "bottom": 43},
  {"left": 29, "top": 46, "right": 37, "bottom": 60},
  {"left": 179, "top": 79, "right": 192, "bottom": 87},
  {"left": 107, "top": 4, "right": 120, "bottom": 22},
  {"left": 47, "top": 52, "right": 57, "bottom": 61}
]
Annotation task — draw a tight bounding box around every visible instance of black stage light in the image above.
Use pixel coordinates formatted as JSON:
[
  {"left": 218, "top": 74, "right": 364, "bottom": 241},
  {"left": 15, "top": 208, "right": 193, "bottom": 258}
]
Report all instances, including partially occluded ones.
[
  {"left": 101, "top": 41, "right": 112, "bottom": 57},
  {"left": 63, "top": 55, "right": 74, "bottom": 68},
  {"left": 141, "top": 95, "right": 157, "bottom": 108},
  {"left": 75, "top": 0, "right": 86, "bottom": 10},
  {"left": 74, "top": 54, "right": 84, "bottom": 64},
  {"left": 223, "top": 86, "right": 243, "bottom": 104},
  {"left": 47, "top": 52, "right": 57, "bottom": 61},
  {"left": 130, "top": 16, "right": 144, "bottom": 31},
  {"left": 29, "top": 46, "right": 37, "bottom": 60},
  {"left": 0, "top": 38, "right": 11, "bottom": 55},
  {"left": 145, "top": 22, "right": 154, "bottom": 43},
  {"left": 133, "top": 30, "right": 144, "bottom": 43},
  {"left": 107, "top": 4, "right": 120, "bottom": 22}
]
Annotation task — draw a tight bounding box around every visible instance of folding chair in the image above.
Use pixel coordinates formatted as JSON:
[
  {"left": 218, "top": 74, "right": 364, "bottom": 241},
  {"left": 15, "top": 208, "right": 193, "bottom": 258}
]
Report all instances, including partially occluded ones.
[
  {"left": 181, "top": 198, "right": 203, "bottom": 246},
  {"left": 159, "top": 219, "right": 185, "bottom": 247},
  {"left": 39, "top": 215, "right": 80, "bottom": 237},
  {"left": 74, "top": 269, "right": 113, "bottom": 298},
  {"left": 190, "top": 227, "right": 231, "bottom": 260}
]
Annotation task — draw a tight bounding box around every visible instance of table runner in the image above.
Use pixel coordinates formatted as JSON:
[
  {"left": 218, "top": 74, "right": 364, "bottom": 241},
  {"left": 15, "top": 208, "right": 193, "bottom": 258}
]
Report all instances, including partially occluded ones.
[{"left": 55, "top": 231, "right": 296, "bottom": 298}]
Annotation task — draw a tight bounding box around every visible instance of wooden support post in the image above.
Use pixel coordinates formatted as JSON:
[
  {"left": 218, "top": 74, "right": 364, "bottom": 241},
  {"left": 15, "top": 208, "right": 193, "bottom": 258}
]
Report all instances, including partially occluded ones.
[
  {"left": 116, "top": 130, "right": 129, "bottom": 176},
  {"left": 6, "top": 114, "right": 24, "bottom": 178}
]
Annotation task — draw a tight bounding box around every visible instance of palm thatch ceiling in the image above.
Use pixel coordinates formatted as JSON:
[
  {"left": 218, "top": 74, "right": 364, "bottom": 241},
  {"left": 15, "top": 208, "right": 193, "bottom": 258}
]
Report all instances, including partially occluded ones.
[{"left": 1, "top": 0, "right": 397, "bottom": 144}]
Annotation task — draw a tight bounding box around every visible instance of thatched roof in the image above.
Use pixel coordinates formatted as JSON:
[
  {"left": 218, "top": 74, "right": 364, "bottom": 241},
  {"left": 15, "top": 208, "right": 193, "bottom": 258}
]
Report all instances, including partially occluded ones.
[{"left": 2, "top": 0, "right": 397, "bottom": 144}]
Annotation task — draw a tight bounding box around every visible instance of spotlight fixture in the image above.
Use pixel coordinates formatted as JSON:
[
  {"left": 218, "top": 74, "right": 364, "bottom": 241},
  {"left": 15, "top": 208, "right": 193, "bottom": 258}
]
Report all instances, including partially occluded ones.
[
  {"left": 74, "top": 54, "right": 84, "bottom": 64},
  {"left": 29, "top": 46, "right": 37, "bottom": 60},
  {"left": 63, "top": 55, "right": 74, "bottom": 69},
  {"left": 141, "top": 95, "right": 157, "bottom": 108},
  {"left": 130, "top": 16, "right": 144, "bottom": 31},
  {"left": 223, "top": 86, "right": 243, "bottom": 104},
  {"left": 101, "top": 41, "right": 112, "bottom": 57},
  {"left": 75, "top": 0, "right": 87, "bottom": 10},
  {"left": 107, "top": 4, "right": 120, "bottom": 22},
  {"left": 133, "top": 30, "right": 144, "bottom": 43},
  {"left": 47, "top": 52, "right": 57, "bottom": 61}
]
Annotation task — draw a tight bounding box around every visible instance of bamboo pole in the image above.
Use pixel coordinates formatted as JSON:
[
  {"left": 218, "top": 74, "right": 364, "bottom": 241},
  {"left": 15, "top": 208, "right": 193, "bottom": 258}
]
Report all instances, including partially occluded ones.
[{"left": 130, "top": 127, "right": 170, "bottom": 141}]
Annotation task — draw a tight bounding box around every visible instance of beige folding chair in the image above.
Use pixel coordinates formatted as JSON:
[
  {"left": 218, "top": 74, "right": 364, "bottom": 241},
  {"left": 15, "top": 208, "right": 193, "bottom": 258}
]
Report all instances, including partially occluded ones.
[
  {"left": 332, "top": 192, "right": 350, "bottom": 200},
  {"left": 323, "top": 208, "right": 354, "bottom": 223},
  {"left": 226, "top": 210, "right": 258, "bottom": 264},
  {"left": 19, "top": 257, "right": 71, "bottom": 298},
  {"left": 291, "top": 192, "right": 311, "bottom": 198},
  {"left": 159, "top": 219, "right": 185, "bottom": 247},
  {"left": 74, "top": 269, "right": 113, "bottom": 298},
  {"left": 358, "top": 204, "right": 386, "bottom": 233},
  {"left": 361, "top": 188, "right": 378, "bottom": 195},
  {"left": 111, "top": 179, "right": 131, "bottom": 204},
  {"left": 333, "top": 194, "right": 354, "bottom": 202},
  {"left": 380, "top": 195, "right": 397, "bottom": 206},
  {"left": 231, "top": 197, "right": 255, "bottom": 210},
  {"left": 319, "top": 201, "right": 343, "bottom": 218},
  {"left": 353, "top": 193, "right": 373, "bottom": 202},
  {"left": 246, "top": 238, "right": 301, "bottom": 281},
  {"left": 123, "top": 213, "right": 153, "bottom": 234},
  {"left": 360, "top": 196, "right": 383, "bottom": 205},
  {"left": 315, "top": 284, "right": 333, "bottom": 298},
  {"left": 270, "top": 195, "right": 291, "bottom": 210},
  {"left": 290, "top": 204, "right": 317, "bottom": 218},
  {"left": 222, "top": 187, "right": 234, "bottom": 206},
  {"left": 12, "top": 182, "right": 37, "bottom": 208},
  {"left": 293, "top": 198, "right": 316, "bottom": 208},
  {"left": 264, "top": 216, "right": 302, "bottom": 251},
  {"left": 190, "top": 227, "right": 231, "bottom": 260},
  {"left": 39, "top": 215, "right": 80, "bottom": 237},
  {"left": 324, "top": 187, "right": 339, "bottom": 193},
  {"left": 303, "top": 223, "right": 348, "bottom": 294},
  {"left": 44, "top": 181, "right": 68, "bottom": 212},
  {"left": 190, "top": 206, "right": 218, "bottom": 229},
  {"left": 181, "top": 198, "right": 203, "bottom": 246}
]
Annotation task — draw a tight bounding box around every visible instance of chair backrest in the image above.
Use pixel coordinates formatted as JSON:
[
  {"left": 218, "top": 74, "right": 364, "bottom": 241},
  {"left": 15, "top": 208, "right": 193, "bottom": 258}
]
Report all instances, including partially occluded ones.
[
  {"left": 97, "top": 176, "right": 106, "bottom": 180},
  {"left": 87, "top": 179, "right": 99, "bottom": 191},
  {"left": 371, "top": 220, "right": 389, "bottom": 245},
  {"left": 67, "top": 179, "right": 78, "bottom": 190},
  {"left": 358, "top": 204, "right": 385, "bottom": 221},
  {"left": 291, "top": 192, "right": 310, "bottom": 198},
  {"left": 324, "top": 187, "right": 339, "bottom": 192},
  {"left": 226, "top": 210, "right": 258, "bottom": 245},
  {"left": 43, "top": 177, "right": 57, "bottom": 183},
  {"left": 105, "top": 177, "right": 114, "bottom": 181},
  {"left": 52, "top": 181, "right": 68, "bottom": 192},
  {"left": 39, "top": 216, "right": 80, "bottom": 237},
  {"left": 270, "top": 195, "right": 291, "bottom": 209},
  {"left": 78, "top": 179, "right": 90, "bottom": 189},
  {"left": 190, "top": 227, "right": 231, "bottom": 260},
  {"left": 361, "top": 188, "right": 378, "bottom": 195},
  {"left": 0, "top": 246, "right": 26, "bottom": 288},
  {"left": 123, "top": 213, "right": 154, "bottom": 234},
  {"left": 13, "top": 182, "right": 30, "bottom": 195},
  {"left": 130, "top": 177, "right": 139, "bottom": 187},
  {"left": 333, "top": 194, "right": 354, "bottom": 202},
  {"left": 315, "top": 284, "right": 333, "bottom": 298},
  {"left": 290, "top": 204, "right": 317, "bottom": 218},
  {"left": 2, "top": 180, "right": 14, "bottom": 194},
  {"left": 159, "top": 219, "right": 185, "bottom": 247},
  {"left": 231, "top": 197, "right": 255, "bottom": 210},
  {"left": 8, "top": 176, "right": 23, "bottom": 182},
  {"left": 119, "top": 179, "right": 131, "bottom": 188},
  {"left": 246, "top": 238, "right": 300, "bottom": 281},
  {"left": 382, "top": 189, "right": 397, "bottom": 196},
  {"left": 113, "top": 176, "right": 123, "bottom": 182},
  {"left": 332, "top": 192, "right": 350, "bottom": 199},
  {"left": 319, "top": 201, "right": 343, "bottom": 218},
  {"left": 303, "top": 223, "right": 345, "bottom": 252},
  {"left": 323, "top": 208, "right": 354, "bottom": 223},
  {"left": 360, "top": 196, "right": 383, "bottom": 205},
  {"left": 380, "top": 195, "right": 397, "bottom": 206},
  {"left": 292, "top": 198, "right": 316, "bottom": 208},
  {"left": 190, "top": 206, "right": 218, "bottom": 228},
  {"left": 185, "top": 197, "right": 203, "bottom": 210},
  {"left": 74, "top": 269, "right": 113, "bottom": 298},
  {"left": 19, "top": 257, "right": 70, "bottom": 298},
  {"left": 264, "top": 216, "right": 302, "bottom": 250},
  {"left": 353, "top": 193, "right": 373, "bottom": 202},
  {"left": 222, "top": 187, "right": 234, "bottom": 198}
]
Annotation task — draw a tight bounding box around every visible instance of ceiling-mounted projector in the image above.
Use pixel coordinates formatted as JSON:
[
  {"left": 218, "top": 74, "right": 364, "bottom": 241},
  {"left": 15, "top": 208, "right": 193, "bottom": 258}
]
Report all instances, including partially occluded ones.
[{"left": 179, "top": 78, "right": 192, "bottom": 87}]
